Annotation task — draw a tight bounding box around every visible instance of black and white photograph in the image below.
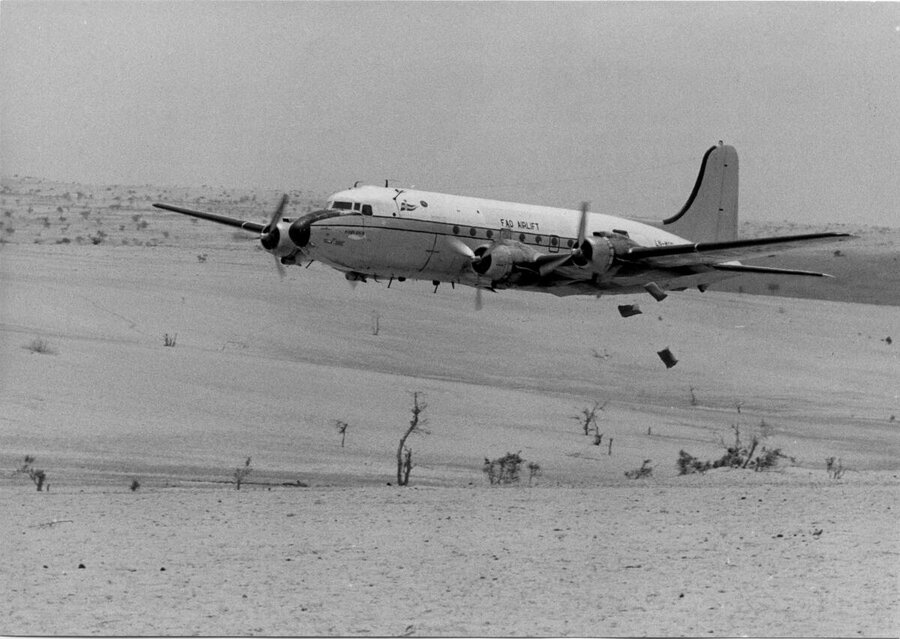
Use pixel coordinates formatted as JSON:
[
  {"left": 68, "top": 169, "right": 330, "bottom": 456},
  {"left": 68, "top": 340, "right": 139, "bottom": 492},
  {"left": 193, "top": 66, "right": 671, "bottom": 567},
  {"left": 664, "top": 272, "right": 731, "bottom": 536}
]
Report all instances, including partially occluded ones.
[{"left": 1, "top": 1, "right": 898, "bottom": 636}]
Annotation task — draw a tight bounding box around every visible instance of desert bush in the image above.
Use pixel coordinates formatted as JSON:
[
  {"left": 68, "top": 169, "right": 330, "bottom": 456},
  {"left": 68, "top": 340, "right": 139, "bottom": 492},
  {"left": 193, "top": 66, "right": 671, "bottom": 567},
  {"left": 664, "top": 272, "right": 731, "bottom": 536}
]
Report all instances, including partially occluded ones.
[
  {"left": 678, "top": 425, "right": 793, "bottom": 474},
  {"left": 483, "top": 452, "right": 525, "bottom": 485},
  {"left": 625, "top": 459, "right": 653, "bottom": 479},
  {"left": 753, "top": 447, "right": 788, "bottom": 470},
  {"left": 130, "top": 478, "right": 141, "bottom": 492},
  {"left": 526, "top": 461, "right": 542, "bottom": 486},
  {"left": 689, "top": 386, "right": 699, "bottom": 406},
  {"left": 677, "top": 450, "right": 711, "bottom": 475},
  {"left": 825, "top": 457, "right": 845, "bottom": 480},
  {"left": 16, "top": 455, "right": 47, "bottom": 491},
  {"left": 575, "top": 400, "right": 606, "bottom": 436},
  {"left": 234, "top": 456, "right": 252, "bottom": 490},
  {"left": 25, "top": 337, "right": 55, "bottom": 355}
]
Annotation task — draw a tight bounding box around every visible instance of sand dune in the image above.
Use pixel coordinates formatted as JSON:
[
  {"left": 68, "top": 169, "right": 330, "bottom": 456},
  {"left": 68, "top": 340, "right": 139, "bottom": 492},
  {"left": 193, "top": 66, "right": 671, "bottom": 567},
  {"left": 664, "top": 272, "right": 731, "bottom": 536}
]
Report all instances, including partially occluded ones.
[{"left": 1, "top": 179, "right": 898, "bottom": 635}]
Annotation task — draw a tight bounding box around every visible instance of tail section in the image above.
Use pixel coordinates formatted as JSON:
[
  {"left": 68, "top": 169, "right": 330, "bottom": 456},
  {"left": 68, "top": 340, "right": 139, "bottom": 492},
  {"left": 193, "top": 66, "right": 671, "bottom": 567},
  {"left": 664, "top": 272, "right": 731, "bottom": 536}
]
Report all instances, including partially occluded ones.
[{"left": 663, "top": 142, "right": 738, "bottom": 242}]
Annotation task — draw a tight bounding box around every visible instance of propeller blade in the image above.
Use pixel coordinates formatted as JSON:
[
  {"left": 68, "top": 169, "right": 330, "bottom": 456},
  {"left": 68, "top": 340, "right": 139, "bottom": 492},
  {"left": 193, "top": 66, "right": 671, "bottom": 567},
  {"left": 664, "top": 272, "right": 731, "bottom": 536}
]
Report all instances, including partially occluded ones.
[
  {"left": 269, "top": 194, "right": 289, "bottom": 228},
  {"left": 446, "top": 237, "right": 477, "bottom": 261},
  {"left": 537, "top": 253, "right": 573, "bottom": 277},
  {"left": 273, "top": 254, "right": 286, "bottom": 280},
  {"left": 260, "top": 194, "right": 289, "bottom": 251},
  {"left": 577, "top": 201, "right": 589, "bottom": 247}
]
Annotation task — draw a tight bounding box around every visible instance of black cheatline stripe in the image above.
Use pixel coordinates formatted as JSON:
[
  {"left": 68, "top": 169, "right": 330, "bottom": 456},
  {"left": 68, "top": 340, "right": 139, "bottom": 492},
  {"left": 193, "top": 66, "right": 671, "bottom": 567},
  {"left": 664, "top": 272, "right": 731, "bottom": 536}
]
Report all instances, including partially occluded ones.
[{"left": 318, "top": 217, "right": 577, "bottom": 250}]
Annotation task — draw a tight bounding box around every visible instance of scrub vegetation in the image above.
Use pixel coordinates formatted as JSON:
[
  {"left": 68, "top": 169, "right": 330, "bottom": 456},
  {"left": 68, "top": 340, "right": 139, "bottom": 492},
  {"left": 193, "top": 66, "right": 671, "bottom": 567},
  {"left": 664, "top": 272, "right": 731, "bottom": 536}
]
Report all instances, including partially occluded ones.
[
  {"left": 16, "top": 455, "right": 47, "bottom": 492},
  {"left": 678, "top": 424, "right": 793, "bottom": 475}
]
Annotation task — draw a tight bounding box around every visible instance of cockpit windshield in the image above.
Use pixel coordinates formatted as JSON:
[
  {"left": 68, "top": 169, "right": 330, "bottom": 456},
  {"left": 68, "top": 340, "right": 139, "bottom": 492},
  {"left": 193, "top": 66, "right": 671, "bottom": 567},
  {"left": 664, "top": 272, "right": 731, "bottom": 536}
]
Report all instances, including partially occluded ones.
[{"left": 328, "top": 200, "right": 373, "bottom": 215}]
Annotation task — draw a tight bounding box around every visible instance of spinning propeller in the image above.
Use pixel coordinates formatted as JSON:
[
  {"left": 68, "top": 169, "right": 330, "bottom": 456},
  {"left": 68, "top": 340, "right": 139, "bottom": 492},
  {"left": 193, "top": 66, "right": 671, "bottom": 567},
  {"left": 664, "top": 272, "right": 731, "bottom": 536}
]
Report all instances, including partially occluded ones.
[{"left": 259, "top": 194, "right": 289, "bottom": 279}]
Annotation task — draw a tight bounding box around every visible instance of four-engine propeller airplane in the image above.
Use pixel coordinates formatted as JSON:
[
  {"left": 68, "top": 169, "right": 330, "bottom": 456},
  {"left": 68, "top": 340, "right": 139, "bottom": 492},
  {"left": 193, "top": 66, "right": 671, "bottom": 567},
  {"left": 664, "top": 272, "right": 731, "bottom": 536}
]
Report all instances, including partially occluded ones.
[{"left": 154, "top": 143, "right": 851, "bottom": 307}]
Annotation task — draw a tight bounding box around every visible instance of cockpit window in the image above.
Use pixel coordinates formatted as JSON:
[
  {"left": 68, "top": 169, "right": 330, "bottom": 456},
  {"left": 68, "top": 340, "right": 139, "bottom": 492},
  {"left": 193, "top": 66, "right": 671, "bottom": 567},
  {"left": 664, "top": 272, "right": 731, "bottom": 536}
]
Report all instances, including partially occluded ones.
[
  {"left": 362, "top": 204, "right": 373, "bottom": 216},
  {"left": 332, "top": 201, "right": 353, "bottom": 210}
]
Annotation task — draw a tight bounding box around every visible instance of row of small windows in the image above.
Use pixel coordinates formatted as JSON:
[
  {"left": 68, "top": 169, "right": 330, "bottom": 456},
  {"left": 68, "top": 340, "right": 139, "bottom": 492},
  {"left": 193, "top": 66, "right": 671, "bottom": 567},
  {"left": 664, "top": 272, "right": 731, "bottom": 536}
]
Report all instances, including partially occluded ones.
[
  {"left": 327, "top": 203, "right": 575, "bottom": 247},
  {"left": 451, "top": 225, "right": 574, "bottom": 247}
]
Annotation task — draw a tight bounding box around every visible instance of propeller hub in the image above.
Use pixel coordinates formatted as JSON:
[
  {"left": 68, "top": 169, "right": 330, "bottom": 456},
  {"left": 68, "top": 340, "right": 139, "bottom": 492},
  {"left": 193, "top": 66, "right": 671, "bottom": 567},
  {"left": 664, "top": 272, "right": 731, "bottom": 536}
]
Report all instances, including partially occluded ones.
[{"left": 260, "top": 225, "right": 280, "bottom": 250}]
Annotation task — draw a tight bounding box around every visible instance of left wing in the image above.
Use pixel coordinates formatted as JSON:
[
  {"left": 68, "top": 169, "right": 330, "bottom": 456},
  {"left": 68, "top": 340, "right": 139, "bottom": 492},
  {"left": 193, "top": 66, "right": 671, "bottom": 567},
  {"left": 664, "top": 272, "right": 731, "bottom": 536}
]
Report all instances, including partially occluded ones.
[
  {"left": 482, "top": 230, "right": 855, "bottom": 291},
  {"left": 620, "top": 232, "right": 852, "bottom": 268}
]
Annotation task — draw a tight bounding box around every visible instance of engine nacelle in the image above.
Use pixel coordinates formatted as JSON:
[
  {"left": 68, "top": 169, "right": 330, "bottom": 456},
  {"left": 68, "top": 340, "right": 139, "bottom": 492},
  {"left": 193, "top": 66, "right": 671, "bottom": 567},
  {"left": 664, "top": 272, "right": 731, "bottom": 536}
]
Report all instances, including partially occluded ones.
[
  {"left": 288, "top": 219, "right": 311, "bottom": 248},
  {"left": 573, "top": 236, "right": 615, "bottom": 274},
  {"left": 259, "top": 220, "right": 297, "bottom": 257},
  {"left": 472, "top": 244, "right": 531, "bottom": 281}
]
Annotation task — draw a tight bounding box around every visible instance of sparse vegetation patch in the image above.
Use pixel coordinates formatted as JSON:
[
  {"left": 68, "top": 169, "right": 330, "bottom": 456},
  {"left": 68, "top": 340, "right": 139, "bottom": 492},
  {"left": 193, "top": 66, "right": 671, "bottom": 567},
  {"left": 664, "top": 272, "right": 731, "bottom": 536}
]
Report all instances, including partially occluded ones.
[
  {"left": 574, "top": 400, "right": 606, "bottom": 436},
  {"left": 482, "top": 451, "right": 542, "bottom": 485},
  {"left": 625, "top": 459, "right": 653, "bottom": 479},
  {"left": 678, "top": 425, "right": 793, "bottom": 475},
  {"left": 826, "top": 457, "right": 845, "bottom": 480},
  {"left": 25, "top": 337, "right": 56, "bottom": 355}
]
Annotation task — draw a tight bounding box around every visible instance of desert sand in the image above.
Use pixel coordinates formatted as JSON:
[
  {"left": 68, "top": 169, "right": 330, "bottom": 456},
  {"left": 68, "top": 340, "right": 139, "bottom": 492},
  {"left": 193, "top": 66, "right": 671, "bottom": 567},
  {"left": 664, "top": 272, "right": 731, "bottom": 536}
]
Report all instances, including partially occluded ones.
[{"left": 1, "top": 178, "right": 898, "bottom": 636}]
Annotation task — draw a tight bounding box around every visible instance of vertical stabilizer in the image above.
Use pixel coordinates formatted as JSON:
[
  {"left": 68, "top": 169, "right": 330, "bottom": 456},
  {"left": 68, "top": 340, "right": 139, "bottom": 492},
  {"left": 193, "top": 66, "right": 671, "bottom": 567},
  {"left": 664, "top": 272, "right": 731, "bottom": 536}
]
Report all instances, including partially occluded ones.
[{"left": 663, "top": 143, "right": 738, "bottom": 242}]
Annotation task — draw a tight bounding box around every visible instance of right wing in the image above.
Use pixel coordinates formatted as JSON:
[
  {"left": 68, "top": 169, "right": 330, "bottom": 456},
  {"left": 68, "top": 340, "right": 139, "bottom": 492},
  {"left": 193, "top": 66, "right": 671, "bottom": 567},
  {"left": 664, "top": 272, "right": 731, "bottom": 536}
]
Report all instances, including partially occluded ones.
[{"left": 152, "top": 203, "right": 266, "bottom": 233}]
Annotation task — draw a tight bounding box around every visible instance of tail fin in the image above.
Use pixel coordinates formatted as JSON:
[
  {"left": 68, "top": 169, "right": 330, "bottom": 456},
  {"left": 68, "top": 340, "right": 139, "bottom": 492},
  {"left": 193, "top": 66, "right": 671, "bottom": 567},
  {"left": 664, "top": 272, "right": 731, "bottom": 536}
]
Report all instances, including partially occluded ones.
[{"left": 663, "top": 142, "right": 738, "bottom": 242}]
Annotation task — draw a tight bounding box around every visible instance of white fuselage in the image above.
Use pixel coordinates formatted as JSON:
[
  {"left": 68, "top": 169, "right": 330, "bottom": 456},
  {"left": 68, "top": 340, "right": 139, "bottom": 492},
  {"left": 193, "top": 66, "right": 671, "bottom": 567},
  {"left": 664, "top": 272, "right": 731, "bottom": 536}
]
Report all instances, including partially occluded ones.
[{"left": 302, "top": 185, "right": 688, "bottom": 286}]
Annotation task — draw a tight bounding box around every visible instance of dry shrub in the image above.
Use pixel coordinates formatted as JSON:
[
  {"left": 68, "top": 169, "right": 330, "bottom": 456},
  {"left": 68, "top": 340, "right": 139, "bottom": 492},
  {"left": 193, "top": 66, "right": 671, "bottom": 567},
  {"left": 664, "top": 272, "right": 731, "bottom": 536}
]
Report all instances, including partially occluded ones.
[
  {"left": 16, "top": 455, "right": 47, "bottom": 491},
  {"left": 678, "top": 425, "right": 793, "bottom": 475},
  {"left": 483, "top": 452, "right": 525, "bottom": 485},
  {"left": 625, "top": 459, "right": 653, "bottom": 479},
  {"left": 25, "top": 337, "right": 56, "bottom": 355}
]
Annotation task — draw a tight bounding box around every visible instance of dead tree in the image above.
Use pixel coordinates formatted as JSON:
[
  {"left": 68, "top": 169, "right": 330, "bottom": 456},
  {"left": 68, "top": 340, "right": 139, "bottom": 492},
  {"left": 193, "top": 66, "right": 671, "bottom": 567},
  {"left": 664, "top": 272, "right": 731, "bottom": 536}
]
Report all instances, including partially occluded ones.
[
  {"left": 397, "top": 392, "right": 427, "bottom": 486},
  {"left": 335, "top": 420, "right": 350, "bottom": 448}
]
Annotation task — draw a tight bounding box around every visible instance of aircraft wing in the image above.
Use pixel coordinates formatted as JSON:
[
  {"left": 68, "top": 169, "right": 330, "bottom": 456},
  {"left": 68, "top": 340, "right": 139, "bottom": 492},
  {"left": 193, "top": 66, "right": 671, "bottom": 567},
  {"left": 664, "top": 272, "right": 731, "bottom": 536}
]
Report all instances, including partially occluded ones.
[
  {"left": 619, "top": 232, "right": 852, "bottom": 268},
  {"left": 152, "top": 203, "right": 266, "bottom": 233}
]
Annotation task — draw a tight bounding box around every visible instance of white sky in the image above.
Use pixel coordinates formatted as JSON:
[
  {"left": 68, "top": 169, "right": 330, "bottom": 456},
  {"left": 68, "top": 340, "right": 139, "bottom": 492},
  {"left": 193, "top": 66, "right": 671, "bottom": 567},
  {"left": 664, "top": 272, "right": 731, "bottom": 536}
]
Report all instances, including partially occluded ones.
[{"left": 1, "top": 1, "right": 898, "bottom": 225}]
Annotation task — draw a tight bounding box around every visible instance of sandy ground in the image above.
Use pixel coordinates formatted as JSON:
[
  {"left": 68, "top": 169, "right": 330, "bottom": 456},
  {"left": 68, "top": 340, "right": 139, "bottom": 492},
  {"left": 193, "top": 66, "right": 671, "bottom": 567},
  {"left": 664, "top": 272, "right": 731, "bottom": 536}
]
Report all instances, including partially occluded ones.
[{"left": 1, "top": 179, "right": 899, "bottom": 636}]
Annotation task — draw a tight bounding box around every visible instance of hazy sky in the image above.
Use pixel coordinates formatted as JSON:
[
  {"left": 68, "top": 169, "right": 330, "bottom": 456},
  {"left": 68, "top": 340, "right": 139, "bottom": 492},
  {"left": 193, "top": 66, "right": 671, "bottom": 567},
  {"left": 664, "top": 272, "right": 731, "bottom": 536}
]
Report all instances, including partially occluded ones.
[{"left": 2, "top": 1, "right": 898, "bottom": 225}]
